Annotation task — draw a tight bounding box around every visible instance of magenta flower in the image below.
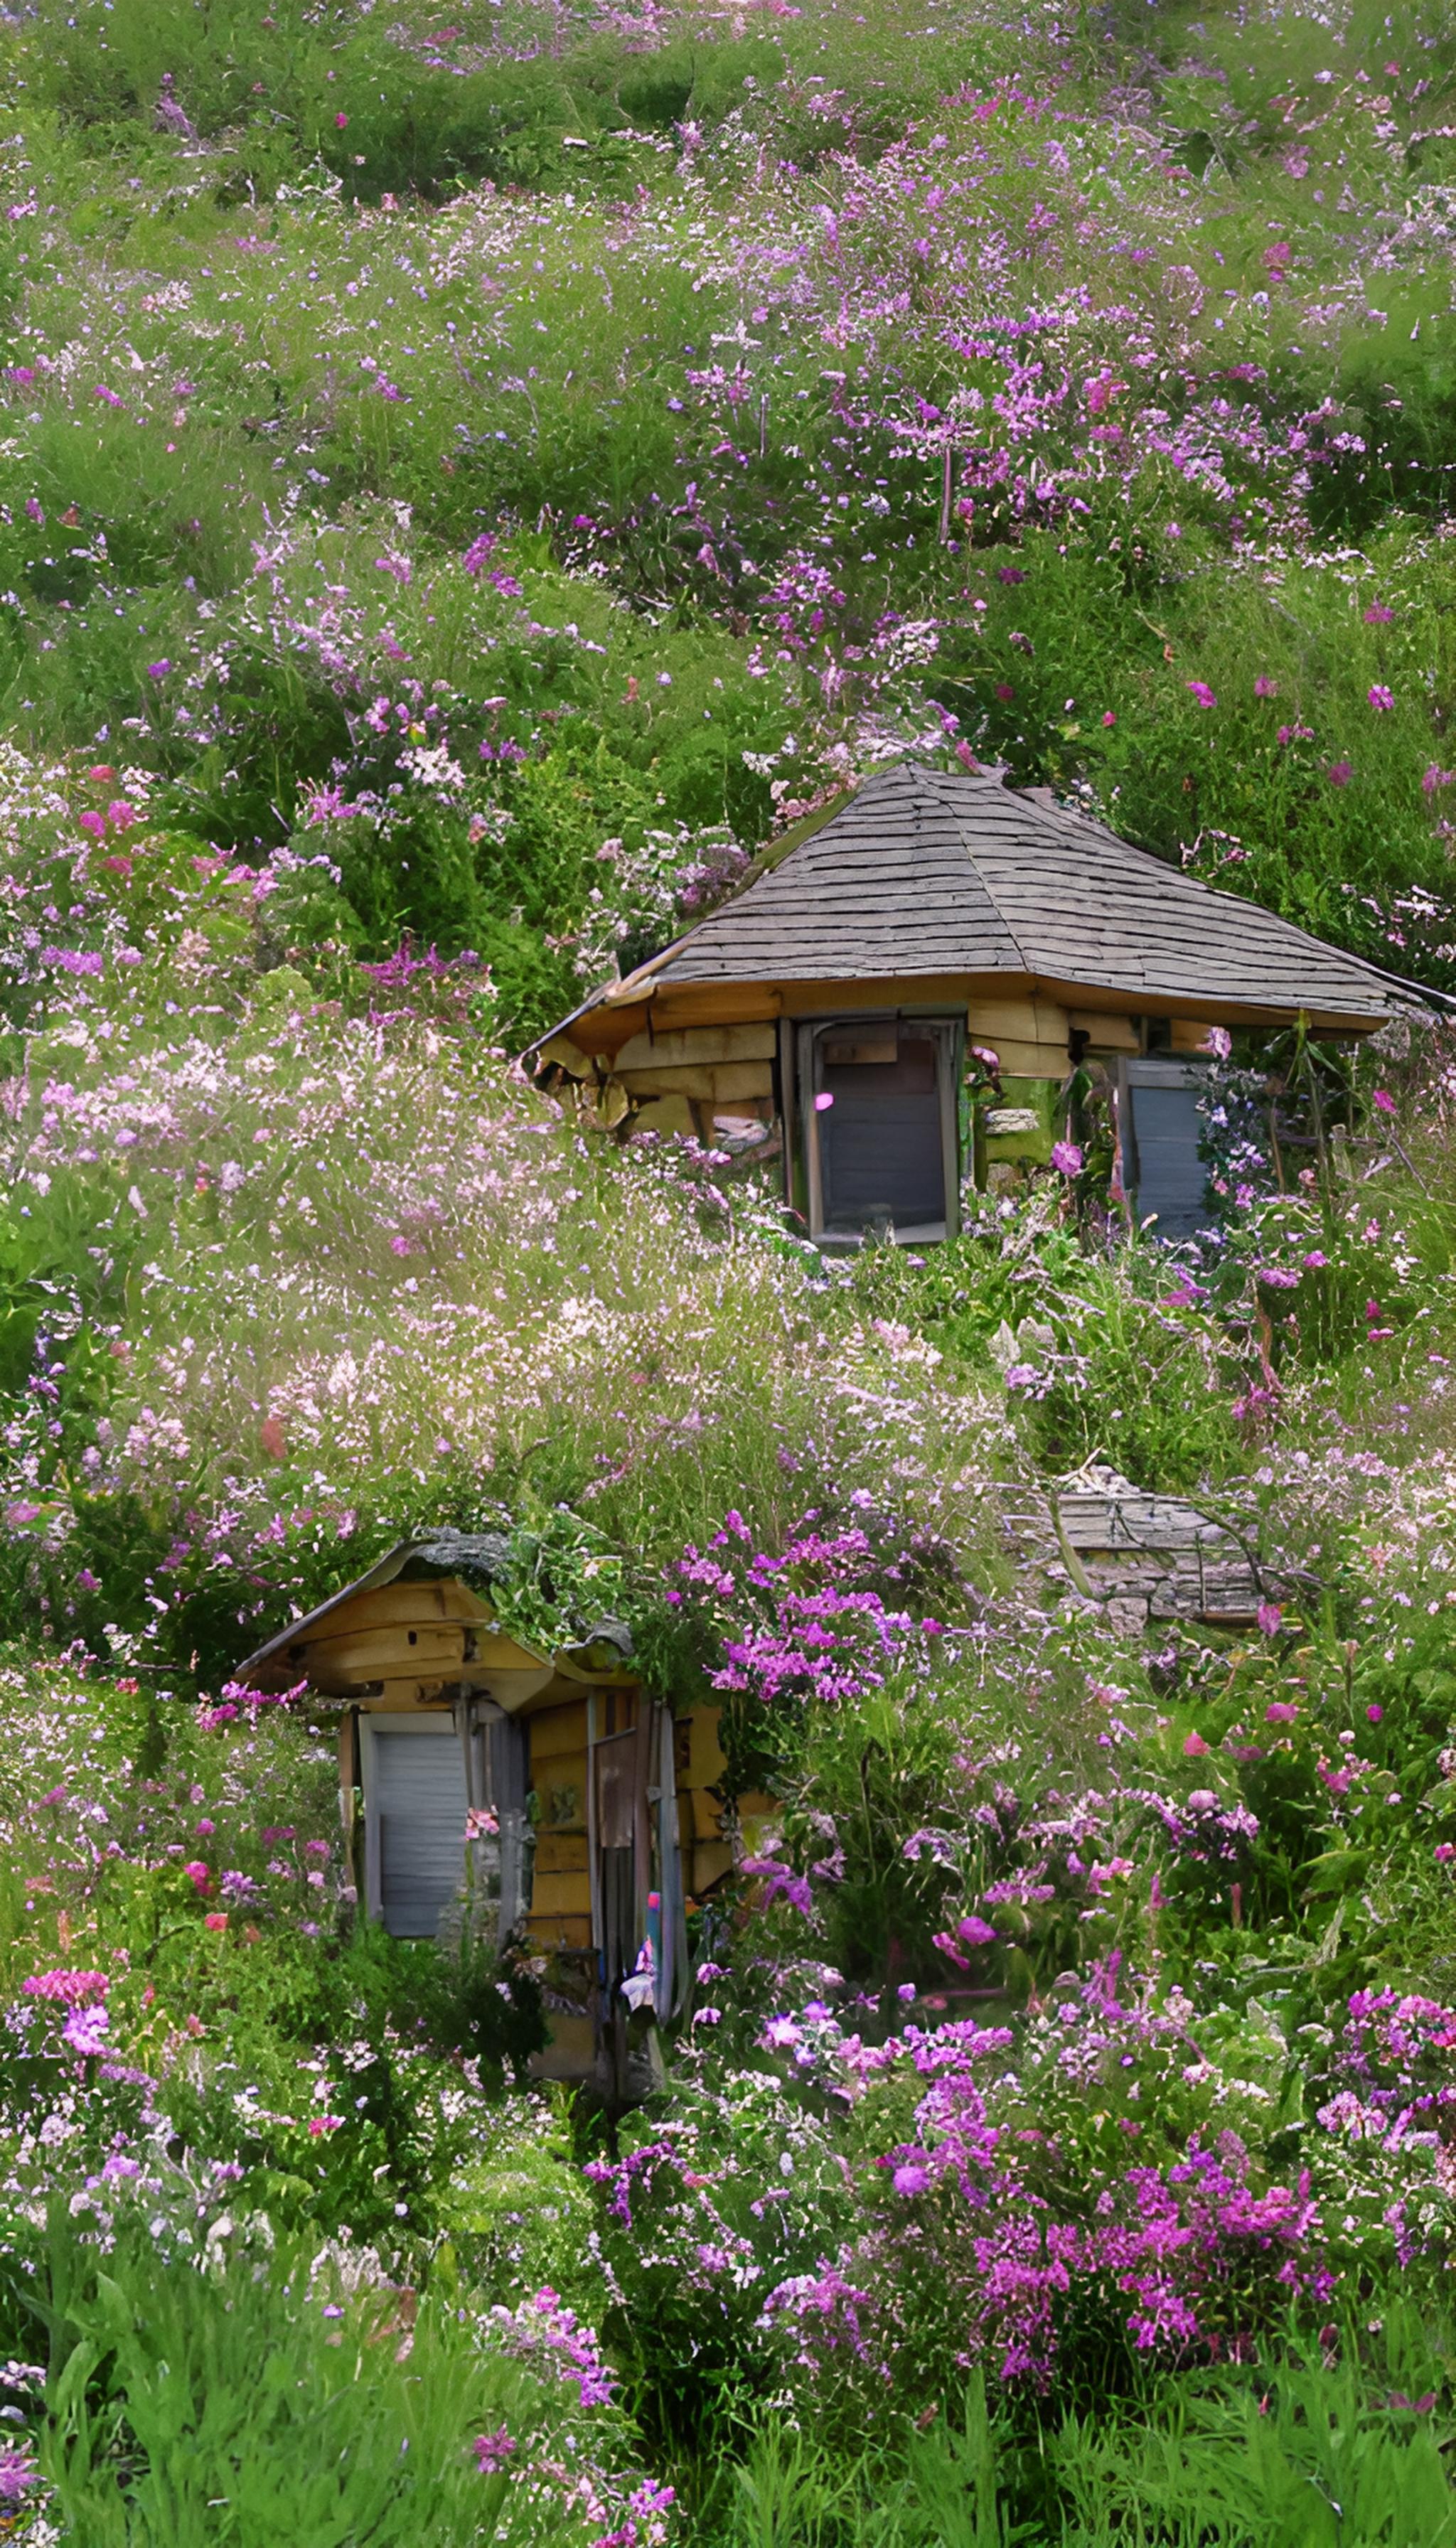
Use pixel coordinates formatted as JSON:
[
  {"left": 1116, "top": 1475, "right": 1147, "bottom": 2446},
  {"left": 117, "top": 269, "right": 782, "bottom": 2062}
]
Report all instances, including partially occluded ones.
[
  {"left": 1364, "top": 604, "right": 1393, "bottom": 623},
  {"left": 1186, "top": 680, "right": 1216, "bottom": 709},
  {"left": 1257, "top": 1602, "right": 1283, "bottom": 1636},
  {"left": 1367, "top": 685, "right": 1394, "bottom": 712},
  {"left": 1183, "top": 1730, "right": 1209, "bottom": 1757},
  {"left": 1253, "top": 674, "right": 1278, "bottom": 697},
  {"left": 1324, "top": 760, "right": 1351, "bottom": 787},
  {"left": 957, "top": 1913, "right": 997, "bottom": 1947},
  {"left": 1265, "top": 1700, "right": 1299, "bottom": 1723},
  {"left": 813, "top": 1091, "right": 834, "bottom": 1112},
  {"left": 1366, "top": 1703, "right": 1383, "bottom": 1724},
  {"left": 1372, "top": 1088, "right": 1396, "bottom": 1113},
  {"left": 335, "top": 111, "right": 348, "bottom": 129},
  {"left": 474, "top": 2427, "right": 517, "bottom": 2473},
  {"left": 1101, "top": 709, "right": 1116, "bottom": 727},
  {"left": 1050, "top": 1140, "right": 1083, "bottom": 1174}
]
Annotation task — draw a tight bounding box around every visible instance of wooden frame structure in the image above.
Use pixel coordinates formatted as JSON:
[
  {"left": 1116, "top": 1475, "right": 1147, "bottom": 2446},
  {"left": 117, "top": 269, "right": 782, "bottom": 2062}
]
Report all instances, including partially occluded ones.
[
  {"left": 527, "top": 761, "right": 1441, "bottom": 1245},
  {"left": 234, "top": 1533, "right": 764, "bottom": 2100}
]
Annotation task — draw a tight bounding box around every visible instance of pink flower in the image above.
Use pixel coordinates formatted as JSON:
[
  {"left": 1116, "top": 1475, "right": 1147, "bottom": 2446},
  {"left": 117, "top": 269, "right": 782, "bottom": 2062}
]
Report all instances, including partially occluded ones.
[
  {"left": 183, "top": 1861, "right": 210, "bottom": 1893},
  {"left": 1183, "top": 1731, "right": 1209, "bottom": 1757},
  {"left": 813, "top": 1091, "right": 834, "bottom": 1111},
  {"left": 1257, "top": 1602, "right": 1283, "bottom": 1636},
  {"left": 204, "top": 1911, "right": 228, "bottom": 1932},
  {"left": 23, "top": 1968, "right": 109, "bottom": 2005},
  {"left": 1366, "top": 1703, "right": 1383, "bottom": 1724},
  {"left": 1265, "top": 1701, "right": 1299, "bottom": 1724},
  {"left": 1101, "top": 710, "right": 1116, "bottom": 727},
  {"left": 1187, "top": 680, "right": 1216, "bottom": 709},
  {"left": 335, "top": 111, "right": 348, "bottom": 129},
  {"left": 1050, "top": 1139, "right": 1083, "bottom": 1174},
  {"left": 1253, "top": 674, "right": 1278, "bottom": 697},
  {"left": 1367, "top": 685, "right": 1394, "bottom": 712},
  {"left": 1364, "top": 604, "right": 1393, "bottom": 623},
  {"left": 309, "top": 2114, "right": 345, "bottom": 2135},
  {"left": 1422, "top": 764, "right": 1455, "bottom": 794},
  {"left": 957, "top": 1913, "right": 997, "bottom": 1947},
  {"left": 1301, "top": 1251, "right": 1328, "bottom": 1268},
  {"left": 1372, "top": 1089, "right": 1396, "bottom": 1114},
  {"left": 1325, "top": 760, "right": 1352, "bottom": 787}
]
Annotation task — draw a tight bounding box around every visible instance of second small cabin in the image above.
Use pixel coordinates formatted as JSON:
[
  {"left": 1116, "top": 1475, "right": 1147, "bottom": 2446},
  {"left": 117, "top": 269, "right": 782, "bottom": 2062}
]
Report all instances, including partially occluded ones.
[{"left": 234, "top": 1531, "right": 769, "bottom": 2099}]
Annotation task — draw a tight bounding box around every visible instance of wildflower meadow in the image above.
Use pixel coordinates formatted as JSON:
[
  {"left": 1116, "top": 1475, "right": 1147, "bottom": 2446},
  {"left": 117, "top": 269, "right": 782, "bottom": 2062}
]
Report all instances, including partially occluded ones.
[{"left": 4, "top": 0, "right": 1456, "bottom": 2537}]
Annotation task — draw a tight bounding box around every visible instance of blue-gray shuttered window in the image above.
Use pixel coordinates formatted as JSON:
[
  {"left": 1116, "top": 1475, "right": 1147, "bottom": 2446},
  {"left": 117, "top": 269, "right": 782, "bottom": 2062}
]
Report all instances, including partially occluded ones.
[
  {"left": 1122, "top": 1061, "right": 1210, "bottom": 1241},
  {"left": 372, "top": 1729, "right": 468, "bottom": 1937},
  {"left": 801, "top": 1018, "right": 962, "bottom": 1241}
]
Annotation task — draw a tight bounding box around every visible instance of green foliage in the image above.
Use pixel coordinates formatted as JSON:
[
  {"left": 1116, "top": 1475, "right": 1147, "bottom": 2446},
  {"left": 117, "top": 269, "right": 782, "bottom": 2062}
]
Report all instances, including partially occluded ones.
[{"left": 24, "top": 2200, "right": 628, "bottom": 2546}]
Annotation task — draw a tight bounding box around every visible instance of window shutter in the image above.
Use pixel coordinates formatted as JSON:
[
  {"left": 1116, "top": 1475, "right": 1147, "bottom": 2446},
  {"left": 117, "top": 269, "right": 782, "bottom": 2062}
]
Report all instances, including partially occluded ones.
[
  {"left": 1122, "top": 1062, "right": 1209, "bottom": 1240},
  {"left": 373, "top": 1730, "right": 468, "bottom": 1937}
]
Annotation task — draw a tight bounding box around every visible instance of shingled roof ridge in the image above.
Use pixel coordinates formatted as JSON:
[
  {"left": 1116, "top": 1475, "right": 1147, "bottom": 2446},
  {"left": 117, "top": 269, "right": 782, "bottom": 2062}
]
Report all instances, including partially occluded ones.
[{"left": 916, "top": 761, "right": 1038, "bottom": 973}]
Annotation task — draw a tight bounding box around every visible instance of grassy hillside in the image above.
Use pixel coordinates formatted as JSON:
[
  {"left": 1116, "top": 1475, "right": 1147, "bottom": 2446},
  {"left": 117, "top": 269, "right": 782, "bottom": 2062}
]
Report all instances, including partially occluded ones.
[{"left": 5, "top": 0, "right": 1456, "bottom": 2539}]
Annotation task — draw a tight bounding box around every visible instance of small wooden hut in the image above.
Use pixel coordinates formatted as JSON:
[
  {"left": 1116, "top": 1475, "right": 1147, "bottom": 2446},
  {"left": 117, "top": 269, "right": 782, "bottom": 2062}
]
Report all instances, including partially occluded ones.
[
  {"left": 528, "top": 761, "right": 1428, "bottom": 1244},
  {"left": 234, "top": 1531, "right": 757, "bottom": 2098}
]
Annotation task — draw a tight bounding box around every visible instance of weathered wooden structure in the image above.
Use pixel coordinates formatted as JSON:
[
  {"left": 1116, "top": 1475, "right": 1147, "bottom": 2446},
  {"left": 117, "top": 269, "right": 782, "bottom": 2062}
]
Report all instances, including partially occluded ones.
[
  {"left": 235, "top": 1533, "right": 756, "bottom": 2098},
  {"left": 529, "top": 761, "right": 1412, "bottom": 1244},
  {"left": 1044, "top": 1465, "right": 1271, "bottom": 1634}
]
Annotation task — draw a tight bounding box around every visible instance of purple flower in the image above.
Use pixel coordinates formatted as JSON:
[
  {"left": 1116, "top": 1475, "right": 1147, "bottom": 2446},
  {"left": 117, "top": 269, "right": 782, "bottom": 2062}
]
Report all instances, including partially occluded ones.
[
  {"left": 892, "top": 2160, "right": 933, "bottom": 2195},
  {"left": 1367, "top": 685, "right": 1394, "bottom": 712},
  {"left": 1326, "top": 760, "right": 1352, "bottom": 787},
  {"left": 146, "top": 660, "right": 171, "bottom": 679},
  {"left": 1253, "top": 674, "right": 1278, "bottom": 697},
  {"left": 63, "top": 2004, "right": 110, "bottom": 2057},
  {"left": 461, "top": 533, "right": 496, "bottom": 575},
  {"left": 1364, "top": 604, "right": 1394, "bottom": 623},
  {"left": 1256, "top": 1602, "right": 1283, "bottom": 1636},
  {"left": 1050, "top": 1140, "right": 1083, "bottom": 1175},
  {"left": 1186, "top": 680, "right": 1216, "bottom": 709},
  {"left": 0, "top": 2446, "right": 36, "bottom": 2507}
]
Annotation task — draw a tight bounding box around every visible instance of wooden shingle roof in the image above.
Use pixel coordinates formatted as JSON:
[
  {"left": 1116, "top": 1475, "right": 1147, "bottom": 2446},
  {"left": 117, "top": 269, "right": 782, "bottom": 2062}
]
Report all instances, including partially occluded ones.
[{"left": 637, "top": 761, "right": 1391, "bottom": 1022}]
